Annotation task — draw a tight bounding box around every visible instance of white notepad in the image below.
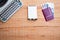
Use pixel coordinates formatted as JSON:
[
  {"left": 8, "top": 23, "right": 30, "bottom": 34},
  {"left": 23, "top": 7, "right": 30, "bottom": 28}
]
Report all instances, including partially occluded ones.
[{"left": 28, "top": 6, "right": 37, "bottom": 20}]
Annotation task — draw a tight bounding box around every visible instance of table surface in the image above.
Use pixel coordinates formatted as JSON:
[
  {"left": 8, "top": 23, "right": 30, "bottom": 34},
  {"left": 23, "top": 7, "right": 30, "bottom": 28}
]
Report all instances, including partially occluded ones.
[{"left": 0, "top": 0, "right": 60, "bottom": 40}]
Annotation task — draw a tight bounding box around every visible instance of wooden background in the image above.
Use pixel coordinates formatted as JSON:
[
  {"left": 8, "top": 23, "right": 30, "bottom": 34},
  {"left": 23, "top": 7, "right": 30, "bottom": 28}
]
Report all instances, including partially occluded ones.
[{"left": 0, "top": 0, "right": 60, "bottom": 40}]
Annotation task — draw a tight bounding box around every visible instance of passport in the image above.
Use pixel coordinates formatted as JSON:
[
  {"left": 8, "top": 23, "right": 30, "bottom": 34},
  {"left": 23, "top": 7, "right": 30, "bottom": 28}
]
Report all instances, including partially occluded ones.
[
  {"left": 42, "top": 7, "right": 54, "bottom": 21},
  {"left": 42, "top": 3, "right": 54, "bottom": 21}
]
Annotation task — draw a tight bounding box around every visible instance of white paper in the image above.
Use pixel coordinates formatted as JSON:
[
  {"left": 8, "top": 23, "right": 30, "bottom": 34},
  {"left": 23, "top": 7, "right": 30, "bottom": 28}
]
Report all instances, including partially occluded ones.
[{"left": 28, "top": 6, "right": 37, "bottom": 20}]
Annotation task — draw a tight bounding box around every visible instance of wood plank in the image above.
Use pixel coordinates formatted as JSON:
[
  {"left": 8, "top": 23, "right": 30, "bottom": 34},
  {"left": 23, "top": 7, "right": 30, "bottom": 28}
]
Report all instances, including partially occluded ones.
[{"left": 0, "top": 0, "right": 60, "bottom": 40}]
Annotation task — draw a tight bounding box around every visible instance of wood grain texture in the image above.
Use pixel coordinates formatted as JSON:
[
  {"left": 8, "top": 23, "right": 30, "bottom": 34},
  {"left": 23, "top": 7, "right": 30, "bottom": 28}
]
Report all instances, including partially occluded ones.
[{"left": 0, "top": 0, "right": 60, "bottom": 40}]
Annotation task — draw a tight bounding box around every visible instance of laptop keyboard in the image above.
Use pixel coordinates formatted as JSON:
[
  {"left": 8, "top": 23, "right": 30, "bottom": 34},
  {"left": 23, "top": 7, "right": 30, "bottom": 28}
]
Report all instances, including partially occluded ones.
[{"left": 0, "top": 1, "right": 22, "bottom": 22}]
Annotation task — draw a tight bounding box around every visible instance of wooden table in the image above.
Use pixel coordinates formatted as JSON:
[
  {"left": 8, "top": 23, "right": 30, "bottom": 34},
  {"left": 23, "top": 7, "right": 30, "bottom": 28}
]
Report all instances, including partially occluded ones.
[{"left": 0, "top": 0, "right": 60, "bottom": 40}]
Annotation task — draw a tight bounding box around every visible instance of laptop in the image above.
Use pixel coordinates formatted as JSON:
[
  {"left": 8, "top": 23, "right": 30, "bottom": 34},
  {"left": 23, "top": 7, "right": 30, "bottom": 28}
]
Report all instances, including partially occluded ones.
[{"left": 0, "top": 0, "right": 23, "bottom": 22}]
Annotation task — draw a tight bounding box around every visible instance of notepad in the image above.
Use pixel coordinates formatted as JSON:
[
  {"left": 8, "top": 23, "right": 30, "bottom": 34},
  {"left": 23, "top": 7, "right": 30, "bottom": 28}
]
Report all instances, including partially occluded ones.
[{"left": 28, "top": 6, "right": 37, "bottom": 20}]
